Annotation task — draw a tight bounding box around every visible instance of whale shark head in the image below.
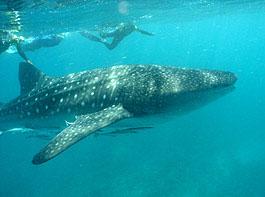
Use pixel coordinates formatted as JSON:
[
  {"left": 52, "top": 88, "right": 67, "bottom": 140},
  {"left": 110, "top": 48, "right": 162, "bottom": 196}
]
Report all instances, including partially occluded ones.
[
  {"left": 164, "top": 68, "right": 237, "bottom": 95},
  {"left": 198, "top": 69, "right": 237, "bottom": 89},
  {"left": 155, "top": 67, "right": 237, "bottom": 114}
]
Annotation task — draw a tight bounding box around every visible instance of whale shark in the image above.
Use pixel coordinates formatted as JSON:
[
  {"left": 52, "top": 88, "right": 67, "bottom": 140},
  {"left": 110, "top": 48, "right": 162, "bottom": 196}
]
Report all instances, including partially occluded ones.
[{"left": 0, "top": 62, "right": 237, "bottom": 164}]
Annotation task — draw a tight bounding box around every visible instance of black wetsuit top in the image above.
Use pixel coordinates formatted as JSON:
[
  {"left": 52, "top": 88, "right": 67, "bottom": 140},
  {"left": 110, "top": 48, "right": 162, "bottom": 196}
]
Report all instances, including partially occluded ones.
[{"left": 0, "top": 40, "right": 10, "bottom": 54}]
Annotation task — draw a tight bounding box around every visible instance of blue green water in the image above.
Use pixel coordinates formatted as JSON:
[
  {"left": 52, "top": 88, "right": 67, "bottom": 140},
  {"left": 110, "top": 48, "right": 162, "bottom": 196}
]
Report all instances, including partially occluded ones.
[{"left": 1, "top": 1, "right": 265, "bottom": 196}]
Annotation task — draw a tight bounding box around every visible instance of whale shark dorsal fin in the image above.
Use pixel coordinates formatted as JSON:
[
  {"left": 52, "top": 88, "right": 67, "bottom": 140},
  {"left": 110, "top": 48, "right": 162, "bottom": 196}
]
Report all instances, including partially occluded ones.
[
  {"left": 32, "top": 104, "right": 132, "bottom": 165},
  {"left": 19, "top": 62, "right": 47, "bottom": 95}
]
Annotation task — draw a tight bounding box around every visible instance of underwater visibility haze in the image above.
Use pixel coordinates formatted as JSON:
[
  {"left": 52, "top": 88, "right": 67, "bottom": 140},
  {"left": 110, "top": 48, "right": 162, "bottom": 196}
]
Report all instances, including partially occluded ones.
[{"left": 0, "top": 0, "right": 265, "bottom": 196}]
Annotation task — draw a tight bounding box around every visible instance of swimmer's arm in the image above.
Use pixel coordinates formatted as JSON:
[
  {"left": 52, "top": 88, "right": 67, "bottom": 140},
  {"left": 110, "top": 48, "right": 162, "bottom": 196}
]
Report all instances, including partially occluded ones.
[
  {"left": 15, "top": 42, "right": 32, "bottom": 64},
  {"left": 135, "top": 27, "right": 154, "bottom": 36},
  {"left": 79, "top": 31, "right": 89, "bottom": 37}
]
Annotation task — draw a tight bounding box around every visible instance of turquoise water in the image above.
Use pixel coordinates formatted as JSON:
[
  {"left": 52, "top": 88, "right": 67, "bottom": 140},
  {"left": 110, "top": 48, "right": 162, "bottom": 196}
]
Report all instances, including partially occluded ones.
[{"left": 1, "top": 1, "right": 265, "bottom": 196}]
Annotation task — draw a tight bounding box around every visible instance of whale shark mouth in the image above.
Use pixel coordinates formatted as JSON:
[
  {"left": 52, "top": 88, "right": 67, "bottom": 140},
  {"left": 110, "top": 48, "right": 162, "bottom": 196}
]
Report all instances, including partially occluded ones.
[
  {"left": 209, "top": 70, "right": 237, "bottom": 88},
  {"left": 178, "top": 85, "right": 234, "bottom": 106},
  {"left": 155, "top": 85, "right": 236, "bottom": 116}
]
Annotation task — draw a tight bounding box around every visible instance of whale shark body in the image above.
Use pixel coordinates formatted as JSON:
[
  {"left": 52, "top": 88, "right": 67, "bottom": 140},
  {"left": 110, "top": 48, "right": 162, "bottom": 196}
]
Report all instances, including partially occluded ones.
[{"left": 0, "top": 62, "right": 237, "bottom": 164}]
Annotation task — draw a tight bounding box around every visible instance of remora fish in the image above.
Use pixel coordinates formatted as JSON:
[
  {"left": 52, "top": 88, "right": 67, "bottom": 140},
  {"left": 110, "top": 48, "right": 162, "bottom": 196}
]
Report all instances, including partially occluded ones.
[{"left": 0, "top": 62, "right": 237, "bottom": 164}]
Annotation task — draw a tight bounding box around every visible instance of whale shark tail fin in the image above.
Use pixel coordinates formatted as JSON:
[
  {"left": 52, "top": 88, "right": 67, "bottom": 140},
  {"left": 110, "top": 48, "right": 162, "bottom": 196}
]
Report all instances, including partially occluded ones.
[
  {"left": 19, "top": 62, "right": 50, "bottom": 96},
  {"left": 32, "top": 104, "right": 132, "bottom": 165}
]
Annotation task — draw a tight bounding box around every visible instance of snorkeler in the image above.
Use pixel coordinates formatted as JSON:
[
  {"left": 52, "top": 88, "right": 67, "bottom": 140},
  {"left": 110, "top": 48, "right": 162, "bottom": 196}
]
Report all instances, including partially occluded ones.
[
  {"left": 80, "top": 22, "right": 154, "bottom": 50},
  {"left": 0, "top": 32, "right": 31, "bottom": 63},
  {"left": 21, "top": 34, "right": 64, "bottom": 52}
]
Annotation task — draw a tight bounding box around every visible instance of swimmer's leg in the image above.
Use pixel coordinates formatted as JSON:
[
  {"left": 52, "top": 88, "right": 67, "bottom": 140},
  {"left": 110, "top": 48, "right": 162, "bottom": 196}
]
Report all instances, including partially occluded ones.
[
  {"left": 80, "top": 31, "right": 104, "bottom": 42},
  {"left": 80, "top": 31, "right": 122, "bottom": 50},
  {"left": 103, "top": 37, "right": 122, "bottom": 50},
  {"left": 99, "top": 30, "right": 117, "bottom": 38},
  {"left": 16, "top": 43, "right": 32, "bottom": 63},
  {"left": 136, "top": 28, "right": 154, "bottom": 36}
]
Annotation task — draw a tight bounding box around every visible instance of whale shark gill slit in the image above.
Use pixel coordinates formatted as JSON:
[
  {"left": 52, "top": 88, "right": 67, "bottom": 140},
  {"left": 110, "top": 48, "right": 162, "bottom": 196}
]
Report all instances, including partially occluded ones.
[{"left": 32, "top": 104, "right": 132, "bottom": 165}]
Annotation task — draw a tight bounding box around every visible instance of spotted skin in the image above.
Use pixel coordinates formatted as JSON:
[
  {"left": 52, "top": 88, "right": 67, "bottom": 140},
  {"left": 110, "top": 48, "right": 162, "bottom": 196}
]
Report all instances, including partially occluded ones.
[
  {"left": 32, "top": 104, "right": 131, "bottom": 164},
  {"left": 0, "top": 62, "right": 237, "bottom": 164}
]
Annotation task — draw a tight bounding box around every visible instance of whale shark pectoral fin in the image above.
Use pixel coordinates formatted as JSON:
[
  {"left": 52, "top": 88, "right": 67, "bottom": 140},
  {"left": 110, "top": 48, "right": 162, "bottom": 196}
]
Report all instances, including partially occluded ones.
[{"left": 32, "top": 104, "right": 132, "bottom": 165}]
